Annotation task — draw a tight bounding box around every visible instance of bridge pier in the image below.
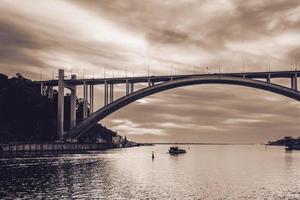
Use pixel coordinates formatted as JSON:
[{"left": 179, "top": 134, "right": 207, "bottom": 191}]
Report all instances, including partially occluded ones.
[
  {"left": 126, "top": 80, "right": 129, "bottom": 95},
  {"left": 148, "top": 79, "right": 155, "bottom": 87},
  {"left": 89, "top": 85, "right": 94, "bottom": 113},
  {"left": 267, "top": 74, "right": 271, "bottom": 83},
  {"left": 291, "top": 75, "right": 298, "bottom": 91},
  {"left": 47, "top": 86, "right": 54, "bottom": 99},
  {"left": 70, "top": 75, "right": 77, "bottom": 129},
  {"left": 109, "top": 84, "right": 114, "bottom": 103},
  {"left": 40, "top": 83, "right": 45, "bottom": 96},
  {"left": 57, "top": 69, "right": 79, "bottom": 138},
  {"left": 41, "top": 84, "right": 54, "bottom": 99},
  {"left": 57, "top": 69, "right": 65, "bottom": 140},
  {"left": 104, "top": 81, "right": 108, "bottom": 106},
  {"left": 130, "top": 83, "right": 134, "bottom": 93},
  {"left": 83, "top": 82, "right": 88, "bottom": 119}
]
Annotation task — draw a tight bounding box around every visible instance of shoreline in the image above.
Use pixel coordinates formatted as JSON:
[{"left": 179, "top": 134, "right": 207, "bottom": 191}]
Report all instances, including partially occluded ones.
[
  {"left": 0, "top": 142, "right": 285, "bottom": 158},
  {"left": 0, "top": 142, "right": 139, "bottom": 158},
  {"left": 139, "top": 142, "right": 258, "bottom": 145}
]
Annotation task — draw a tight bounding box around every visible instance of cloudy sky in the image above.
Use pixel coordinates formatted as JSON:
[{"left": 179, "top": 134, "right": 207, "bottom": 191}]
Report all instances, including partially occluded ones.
[{"left": 1, "top": 0, "right": 300, "bottom": 143}]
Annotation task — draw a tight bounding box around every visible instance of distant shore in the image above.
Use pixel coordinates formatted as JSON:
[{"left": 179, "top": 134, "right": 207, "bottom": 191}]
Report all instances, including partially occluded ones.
[
  {"left": 138, "top": 142, "right": 257, "bottom": 145},
  {"left": 0, "top": 141, "right": 140, "bottom": 158}
]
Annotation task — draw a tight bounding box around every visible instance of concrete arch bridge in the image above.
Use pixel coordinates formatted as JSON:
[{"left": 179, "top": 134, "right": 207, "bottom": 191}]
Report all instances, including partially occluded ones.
[{"left": 37, "top": 70, "right": 300, "bottom": 140}]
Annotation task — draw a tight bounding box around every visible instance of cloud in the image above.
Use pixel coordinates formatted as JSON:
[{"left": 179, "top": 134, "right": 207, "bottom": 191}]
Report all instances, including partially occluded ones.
[
  {"left": 0, "top": 0, "right": 149, "bottom": 77},
  {"left": 110, "top": 119, "right": 167, "bottom": 135},
  {"left": 1, "top": 0, "right": 300, "bottom": 143},
  {"left": 223, "top": 118, "right": 264, "bottom": 125},
  {"left": 0, "top": 17, "right": 50, "bottom": 70},
  {"left": 103, "top": 84, "right": 300, "bottom": 143}
]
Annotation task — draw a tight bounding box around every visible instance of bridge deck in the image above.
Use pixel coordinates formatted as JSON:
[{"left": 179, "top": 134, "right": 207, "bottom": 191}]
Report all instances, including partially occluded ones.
[{"left": 36, "top": 70, "right": 300, "bottom": 86}]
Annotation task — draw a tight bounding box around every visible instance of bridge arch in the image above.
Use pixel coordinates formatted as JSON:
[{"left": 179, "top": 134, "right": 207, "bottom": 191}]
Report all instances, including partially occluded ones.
[{"left": 66, "top": 75, "right": 300, "bottom": 139}]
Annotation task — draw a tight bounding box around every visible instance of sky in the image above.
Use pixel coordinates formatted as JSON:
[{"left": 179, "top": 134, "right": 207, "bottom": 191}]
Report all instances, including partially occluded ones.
[{"left": 1, "top": 0, "right": 300, "bottom": 143}]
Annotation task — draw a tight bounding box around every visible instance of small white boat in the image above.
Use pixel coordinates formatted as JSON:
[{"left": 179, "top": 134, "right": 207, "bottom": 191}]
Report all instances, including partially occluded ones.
[{"left": 168, "top": 146, "right": 186, "bottom": 155}]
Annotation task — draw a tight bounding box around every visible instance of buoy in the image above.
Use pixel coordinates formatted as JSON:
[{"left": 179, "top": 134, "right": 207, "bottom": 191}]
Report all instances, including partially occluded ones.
[{"left": 152, "top": 151, "right": 155, "bottom": 159}]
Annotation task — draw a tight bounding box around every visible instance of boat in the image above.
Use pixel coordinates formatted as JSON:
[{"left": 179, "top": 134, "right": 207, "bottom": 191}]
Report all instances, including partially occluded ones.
[{"left": 168, "top": 146, "right": 186, "bottom": 155}]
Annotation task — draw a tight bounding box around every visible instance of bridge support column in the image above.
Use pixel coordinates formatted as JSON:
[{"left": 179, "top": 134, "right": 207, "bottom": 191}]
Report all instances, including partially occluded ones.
[
  {"left": 83, "top": 83, "right": 88, "bottom": 119},
  {"left": 89, "top": 85, "right": 94, "bottom": 113},
  {"left": 109, "top": 84, "right": 114, "bottom": 103},
  {"left": 104, "top": 81, "right": 108, "bottom": 106},
  {"left": 130, "top": 83, "right": 134, "bottom": 93},
  {"left": 57, "top": 69, "right": 65, "bottom": 140},
  {"left": 126, "top": 80, "right": 129, "bottom": 95},
  {"left": 40, "top": 83, "right": 45, "bottom": 96},
  {"left": 70, "top": 75, "right": 77, "bottom": 129},
  {"left": 148, "top": 79, "right": 151, "bottom": 87},
  {"left": 47, "top": 86, "right": 54, "bottom": 99},
  {"left": 267, "top": 74, "right": 271, "bottom": 83},
  {"left": 291, "top": 75, "right": 298, "bottom": 91}
]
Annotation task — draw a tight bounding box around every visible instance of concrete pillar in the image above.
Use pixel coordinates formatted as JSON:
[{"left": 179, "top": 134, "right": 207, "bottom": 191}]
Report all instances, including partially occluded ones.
[
  {"left": 86, "top": 84, "right": 89, "bottom": 117},
  {"left": 40, "top": 83, "right": 45, "bottom": 96},
  {"left": 83, "top": 83, "right": 88, "bottom": 119},
  {"left": 89, "top": 85, "right": 94, "bottom": 113},
  {"left": 83, "top": 83, "right": 86, "bottom": 118},
  {"left": 126, "top": 80, "right": 129, "bottom": 95},
  {"left": 291, "top": 75, "right": 298, "bottom": 91},
  {"left": 46, "top": 86, "right": 50, "bottom": 98},
  {"left": 296, "top": 74, "right": 298, "bottom": 91},
  {"left": 70, "top": 75, "right": 77, "bottom": 129},
  {"left": 148, "top": 79, "right": 151, "bottom": 87},
  {"left": 104, "top": 81, "right": 108, "bottom": 106},
  {"left": 109, "top": 84, "right": 114, "bottom": 103},
  {"left": 57, "top": 69, "right": 64, "bottom": 140},
  {"left": 130, "top": 83, "right": 134, "bottom": 93},
  {"left": 267, "top": 74, "right": 271, "bottom": 83},
  {"left": 48, "top": 86, "right": 54, "bottom": 99}
]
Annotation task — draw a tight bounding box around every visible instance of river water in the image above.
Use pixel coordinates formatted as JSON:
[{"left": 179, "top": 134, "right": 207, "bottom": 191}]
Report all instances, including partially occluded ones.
[{"left": 0, "top": 145, "right": 300, "bottom": 199}]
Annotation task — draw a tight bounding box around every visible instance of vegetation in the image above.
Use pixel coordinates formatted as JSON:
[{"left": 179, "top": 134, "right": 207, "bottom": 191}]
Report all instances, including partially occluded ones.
[
  {"left": 268, "top": 136, "right": 300, "bottom": 146},
  {"left": 0, "top": 73, "right": 116, "bottom": 143}
]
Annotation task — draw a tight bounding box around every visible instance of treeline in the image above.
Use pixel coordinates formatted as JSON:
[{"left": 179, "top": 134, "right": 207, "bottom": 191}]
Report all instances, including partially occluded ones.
[
  {"left": 268, "top": 136, "right": 300, "bottom": 146},
  {"left": 0, "top": 73, "right": 116, "bottom": 143}
]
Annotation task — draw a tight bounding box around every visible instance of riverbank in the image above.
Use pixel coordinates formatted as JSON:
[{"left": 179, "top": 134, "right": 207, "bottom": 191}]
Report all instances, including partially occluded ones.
[
  {"left": 139, "top": 142, "right": 255, "bottom": 145},
  {"left": 0, "top": 141, "right": 140, "bottom": 158},
  {"left": 0, "top": 73, "right": 119, "bottom": 145}
]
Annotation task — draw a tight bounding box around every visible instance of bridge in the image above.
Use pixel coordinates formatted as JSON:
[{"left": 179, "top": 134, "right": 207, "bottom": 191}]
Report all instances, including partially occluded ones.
[{"left": 37, "top": 69, "right": 300, "bottom": 141}]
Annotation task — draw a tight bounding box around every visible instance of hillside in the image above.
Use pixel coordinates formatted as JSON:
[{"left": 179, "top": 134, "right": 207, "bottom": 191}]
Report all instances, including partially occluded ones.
[{"left": 0, "top": 73, "right": 116, "bottom": 143}]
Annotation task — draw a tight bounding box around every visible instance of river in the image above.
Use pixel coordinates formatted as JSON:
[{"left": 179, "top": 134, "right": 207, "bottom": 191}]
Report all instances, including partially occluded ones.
[{"left": 0, "top": 145, "right": 300, "bottom": 199}]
